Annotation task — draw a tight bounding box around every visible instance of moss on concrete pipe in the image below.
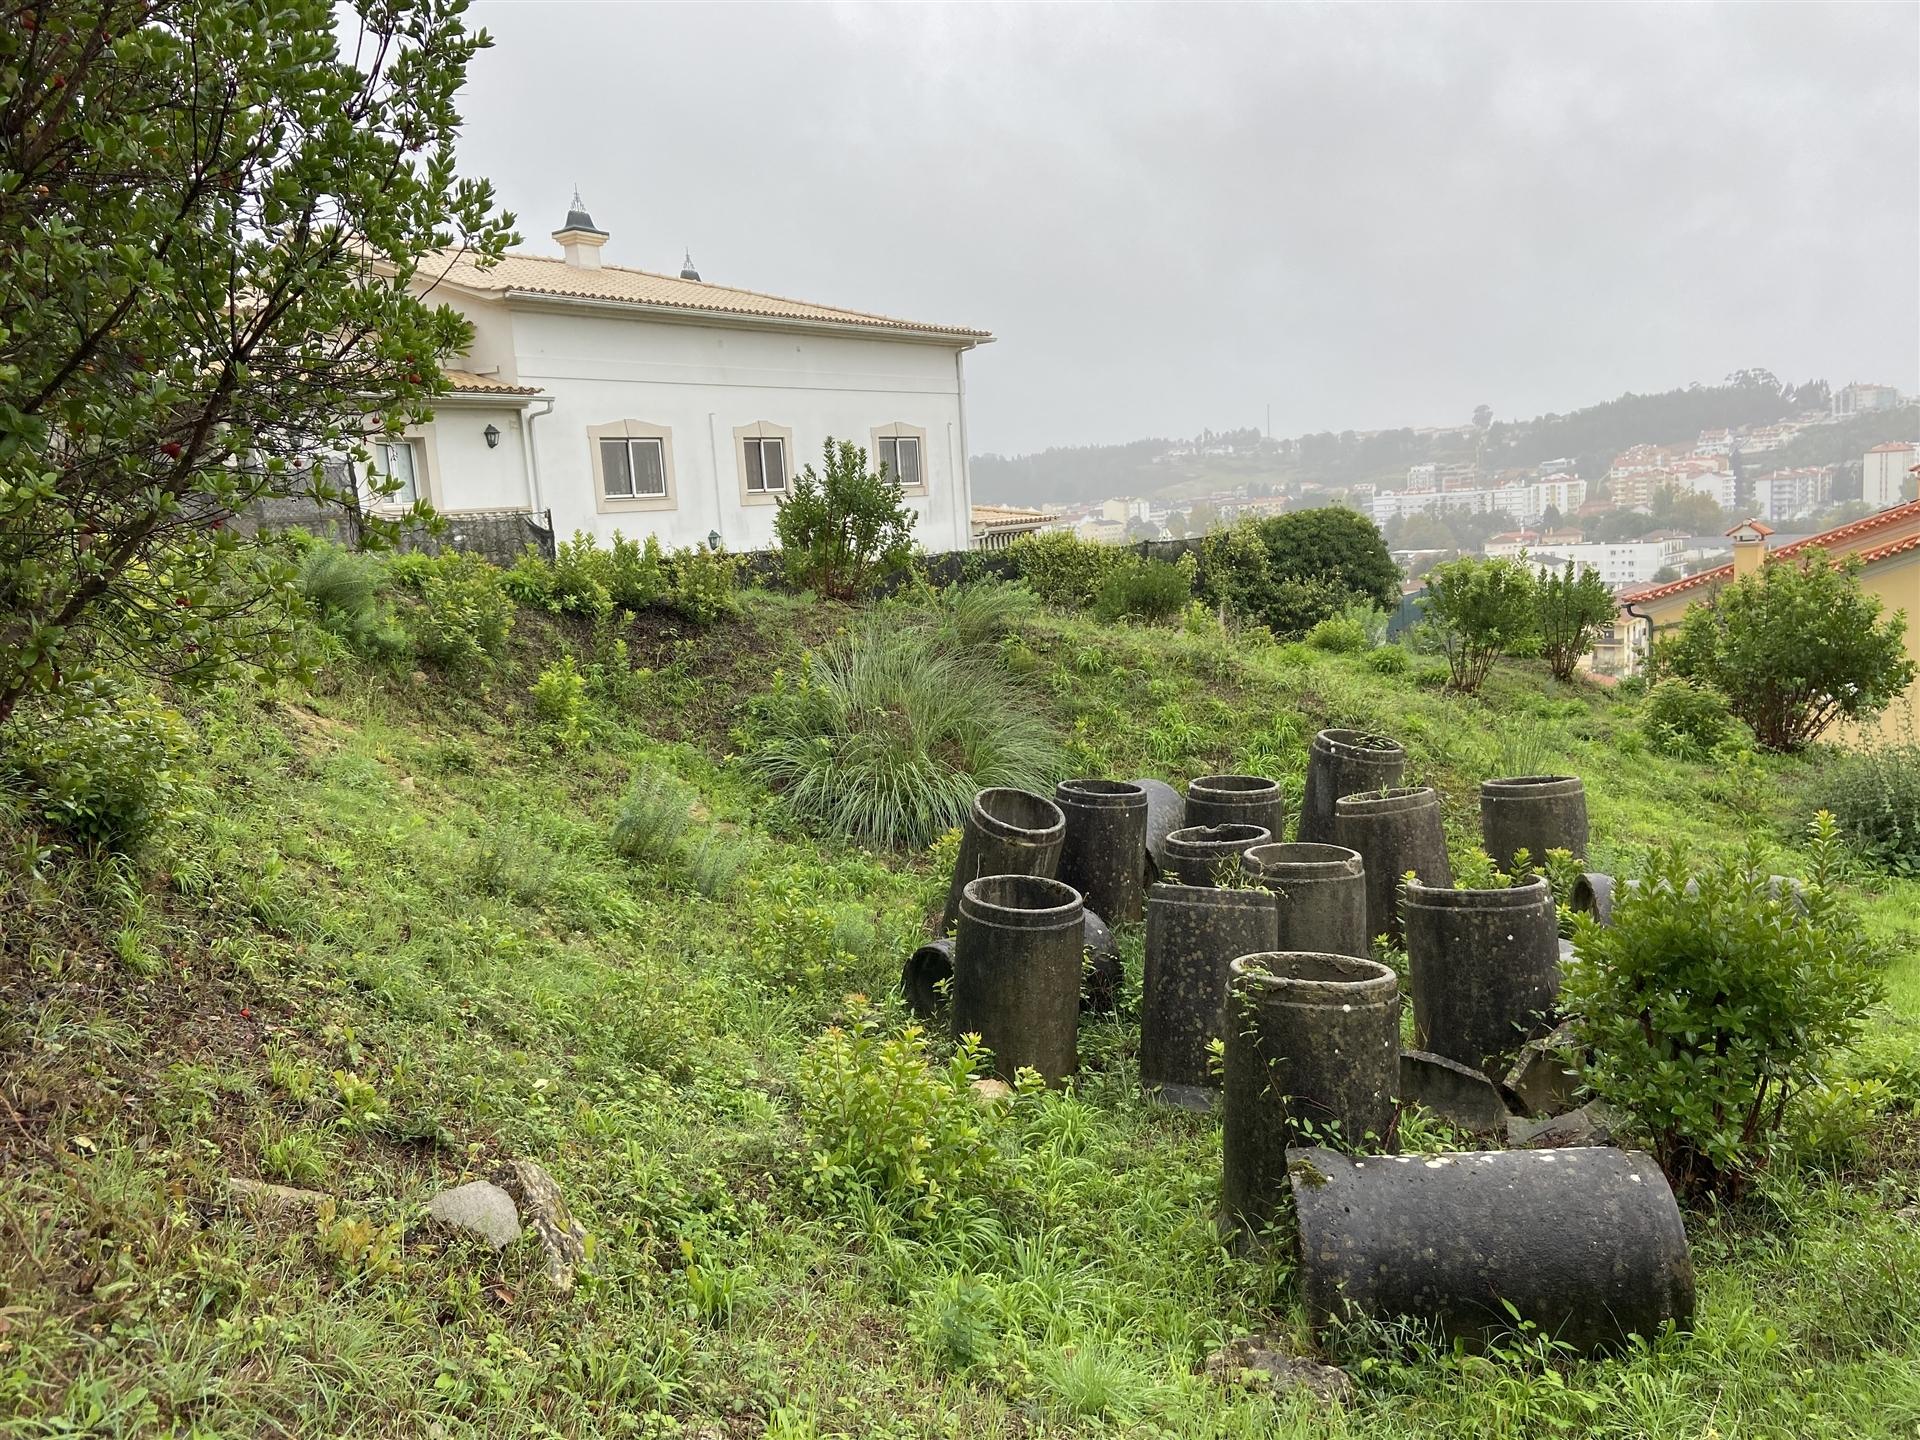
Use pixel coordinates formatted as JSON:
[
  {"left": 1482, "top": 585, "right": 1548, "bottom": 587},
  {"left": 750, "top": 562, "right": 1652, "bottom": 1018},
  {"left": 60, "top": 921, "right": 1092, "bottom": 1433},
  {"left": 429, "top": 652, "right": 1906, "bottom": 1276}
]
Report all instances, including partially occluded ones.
[
  {"left": 939, "top": 787, "right": 1065, "bottom": 934},
  {"left": 1403, "top": 877, "right": 1561, "bottom": 1075},
  {"left": 1300, "top": 729, "right": 1406, "bottom": 845},
  {"left": 952, "top": 874, "right": 1085, "bottom": 1086},
  {"left": 1332, "top": 787, "right": 1452, "bottom": 947},
  {"left": 1289, "top": 1144, "right": 1696, "bottom": 1355},
  {"left": 1139, "top": 883, "right": 1279, "bottom": 1110},
  {"left": 1243, "top": 843, "right": 1370, "bottom": 957},
  {"left": 1221, "top": 953, "right": 1400, "bottom": 1247},
  {"left": 1055, "top": 779, "right": 1149, "bottom": 926}
]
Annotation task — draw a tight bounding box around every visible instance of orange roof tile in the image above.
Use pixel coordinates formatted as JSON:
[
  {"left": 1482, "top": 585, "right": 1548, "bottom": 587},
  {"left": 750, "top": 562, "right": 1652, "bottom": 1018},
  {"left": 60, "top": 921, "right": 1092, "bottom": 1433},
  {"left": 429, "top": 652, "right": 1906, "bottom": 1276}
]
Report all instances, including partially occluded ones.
[
  {"left": 1620, "top": 498, "right": 1920, "bottom": 606},
  {"left": 441, "top": 368, "right": 542, "bottom": 396}
]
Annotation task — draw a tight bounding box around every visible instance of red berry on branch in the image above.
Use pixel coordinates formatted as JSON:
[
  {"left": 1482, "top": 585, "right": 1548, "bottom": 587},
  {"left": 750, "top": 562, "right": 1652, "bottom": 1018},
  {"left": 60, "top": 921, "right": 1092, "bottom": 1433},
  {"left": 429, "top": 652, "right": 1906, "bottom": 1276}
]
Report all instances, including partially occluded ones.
[{"left": 161, "top": 440, "right": 183, "bottom": 458}]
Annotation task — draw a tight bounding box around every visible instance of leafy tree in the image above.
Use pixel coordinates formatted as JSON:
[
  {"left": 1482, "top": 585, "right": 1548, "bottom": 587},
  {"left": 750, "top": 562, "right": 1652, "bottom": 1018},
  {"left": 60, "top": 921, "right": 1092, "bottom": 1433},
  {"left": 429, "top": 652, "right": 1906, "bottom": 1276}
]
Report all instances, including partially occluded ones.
[
  {"left": 1472, "top": 404, "right": 1493, "bottom": 430},
  {"left": 0, "top": 0, "right": 513, "bottom": 723},
  {"left": 1422, "top": 556, "right": 1538, "bottom": 693},
  {"left": 1658, "top": 553, "right": 1915, "bottom": 751},
  {"left": 1249, "top": 506, "right": 1400, "bottom": 610},
  {"left": 1533, "top": 560, "right": 1616, "bottom": 681},
  {"left": 775, "top": 438, "right": 918, "bottom": 599}
]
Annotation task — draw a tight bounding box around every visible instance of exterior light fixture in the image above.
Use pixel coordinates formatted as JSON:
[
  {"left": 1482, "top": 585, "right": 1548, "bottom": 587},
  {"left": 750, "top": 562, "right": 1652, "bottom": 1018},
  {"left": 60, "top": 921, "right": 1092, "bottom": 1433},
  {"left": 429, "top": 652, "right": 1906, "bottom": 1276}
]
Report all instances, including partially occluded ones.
[
  {"left": 707, "top": 530, "right": 722, "bottom": 552},
  {"left": 483, "top": 423, "right": 501, "bottom": 449}
]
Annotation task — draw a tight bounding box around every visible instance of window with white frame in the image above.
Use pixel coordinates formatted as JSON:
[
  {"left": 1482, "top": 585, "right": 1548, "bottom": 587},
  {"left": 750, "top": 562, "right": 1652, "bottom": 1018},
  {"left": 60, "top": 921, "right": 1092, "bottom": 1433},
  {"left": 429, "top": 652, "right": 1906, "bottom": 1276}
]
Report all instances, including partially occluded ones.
[
  {"left": 599, "top": 435, "right": 668, "bottom": 500},
  {"left": 877, "top": 434, "right": 921, "bottom": 490},
  {"left": 743, "top": 435, "right": 787, "bottom": 494},
  {"left": 374, "top": 438, "right": 421, "bottom": 503}
]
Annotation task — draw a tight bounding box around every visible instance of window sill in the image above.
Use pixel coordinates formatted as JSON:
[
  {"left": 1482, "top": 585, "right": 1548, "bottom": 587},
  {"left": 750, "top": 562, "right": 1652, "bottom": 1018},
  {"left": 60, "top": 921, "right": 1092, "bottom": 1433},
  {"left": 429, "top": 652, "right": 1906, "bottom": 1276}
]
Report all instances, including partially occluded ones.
[
  {"left": 741, "top": 490, "right": 787, "bottom": 507},
  {"left": 598, "top": 493, "right": 677, "bottom": 514}
]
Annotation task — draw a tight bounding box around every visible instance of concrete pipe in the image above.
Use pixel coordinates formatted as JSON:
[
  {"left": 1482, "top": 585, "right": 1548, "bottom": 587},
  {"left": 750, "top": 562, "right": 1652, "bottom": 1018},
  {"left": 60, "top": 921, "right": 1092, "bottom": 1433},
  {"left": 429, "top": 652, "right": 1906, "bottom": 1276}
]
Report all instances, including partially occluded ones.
[
  {"left": 906, "top": 911, "right": 1122, "bottom": 1020},
  {"left": 1404, "top": 877, "right": 1561, "bottom": 1075},
  {"left": 939, "top": 787, "right": 1066, "bottom": 934},
  {"left": 1332, "top": 787, "right": 1453, "bottom": 948},
  {"left": 1139, "top": 883, "right": 1279, "bottom": 1110},
  {"left": 1132, "top": 777, "right": 1187, "bottom": 885},
  {"left": 1289, "top": 1145, "right": 1695, "bottom": 1355},
  {"left": 1480, "top": 775, "right": 1590, "bottom": 874},
  {"left": 1243, "top": 843, "right": 1370, "bottom": 958},
  {"left": 952, "top": 874, "right": 1085, "bottom": 1086},
  {"left": 1222, "top": 953, "right": 1400, "bottom": 1248},
  {"left": 1300, "top": 729, "right": 1406, "bottom": 845},
  {"left": 1161, "top": 822, "right": 1272, "bottom": 887},
  {"left": 1055, "top": 779, "right": 1150, "bottom": 926},
  {"left": 1185, "top": 774, "right": 1287, "bottom": 845}
]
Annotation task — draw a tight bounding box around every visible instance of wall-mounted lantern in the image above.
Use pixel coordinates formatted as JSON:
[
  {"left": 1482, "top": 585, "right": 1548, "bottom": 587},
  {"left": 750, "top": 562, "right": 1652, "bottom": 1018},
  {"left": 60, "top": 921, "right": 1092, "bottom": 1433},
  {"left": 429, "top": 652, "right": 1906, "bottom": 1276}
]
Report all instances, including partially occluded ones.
[
  {"left": 483, "top": 423, "right": 501, "bottom": 450},
  {"left": 707, "top": 530, "right": 722, "bottom": 552}
]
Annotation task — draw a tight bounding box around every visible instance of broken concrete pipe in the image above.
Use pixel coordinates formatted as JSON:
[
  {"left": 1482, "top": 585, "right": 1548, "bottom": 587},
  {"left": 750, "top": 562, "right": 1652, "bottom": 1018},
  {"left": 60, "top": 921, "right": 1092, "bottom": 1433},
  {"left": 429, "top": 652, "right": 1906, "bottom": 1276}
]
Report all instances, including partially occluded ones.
[
  {"left": 1055, "top": 778, "right": 1149, "bottom": 925},
  {"left": 1479, "top": 775, "right": 1589, "bottom": 874},
  {"left": 1243, "top": 843, "right": 1370, "bottom": 958},
  {"left": 1403, "top": 877, "right": 1560, "bottom": 1076},
  {"left": 1331, "top": 787, "right": 1452, "bottom": 948},
  {"left": 1185, "top": 773, "right": 1287, "bottom": 844},
  {"left": 903, "top": 910, "right": 1121, "bottom": 1021},
  {"left": 1139, "top": 882, "right": 1279, "bottom": 1111},
  {"left": 1161, "top": 822, "right": 1272, "bottom": 887},
  {"left": 1222, "top": 953, "right": 1400, "bottom": 1249},
  {"left": 1397, "top": 1049, "right": 1510, "bottom": 1133},
  {"left": 1131, "top": 777, "right": 1187, "bottom": 885},
  {"left": 952, "top": 874, "right": 1085, "bottom": 1086},
  {"left": 1572, "top": 872, "right": 1804, "bottom": 928},
  {"left": 1289, "top": 1145, "right": 1695, "bottom": 1356},
  {"left": 1299, "top": 729, "right": 1406, "bottom": 845},
  {"left": 939, "top": 787, "right": 1066, "bottom": 934}
]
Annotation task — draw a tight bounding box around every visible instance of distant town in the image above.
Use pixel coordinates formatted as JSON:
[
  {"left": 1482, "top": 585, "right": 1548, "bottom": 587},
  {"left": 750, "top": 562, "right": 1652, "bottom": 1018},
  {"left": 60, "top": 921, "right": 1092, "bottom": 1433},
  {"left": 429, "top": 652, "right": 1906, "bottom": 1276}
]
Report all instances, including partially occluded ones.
[{"left": 969, "top": 379, "right": 1919, "bottom": 595}]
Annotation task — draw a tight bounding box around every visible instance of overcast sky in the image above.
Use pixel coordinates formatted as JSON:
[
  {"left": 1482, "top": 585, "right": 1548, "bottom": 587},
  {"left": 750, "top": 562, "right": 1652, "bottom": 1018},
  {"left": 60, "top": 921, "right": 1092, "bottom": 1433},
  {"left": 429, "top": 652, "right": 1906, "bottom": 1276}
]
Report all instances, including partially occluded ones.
[{"left": 452, "top": 2, "right": 1920, "bottom": 456}]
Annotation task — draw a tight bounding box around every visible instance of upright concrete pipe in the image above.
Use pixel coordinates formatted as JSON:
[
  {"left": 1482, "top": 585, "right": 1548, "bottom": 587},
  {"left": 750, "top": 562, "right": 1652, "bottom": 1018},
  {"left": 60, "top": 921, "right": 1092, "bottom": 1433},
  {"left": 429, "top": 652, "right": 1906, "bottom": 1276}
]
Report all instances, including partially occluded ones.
[
  {"left": 1139, "top": 883, "right": 1279, "bottom": 1110},
  {"left": 939, "top": 787, "right": 1066, "bottom": 933},
  {"left": 1403, "top": 877, "right": 1561, "bottom": 1074},
  {"left": 1161, "top": 823, "right": 1272, "bottom": 886},
  {"left": 1333, "top": 787, "right": 1453, "bottom": 947},
  {"left": 1055, "top": 779, "right": 1150, "bottom": 926},
  {"left": 1132, "top": 778, "right": 1187, "bottom": 884},
  {"left": 1480, "top": 775, "right": 1590, "bottom": 873},
  {"left": 905, "top": 911, "right": 1122, "bottom": 1020},
  {"left": 1289, "top": 1145, "right": 1696, "bottom": 1355},
  {"left": 1243, "top": 843, "right": 1370, "bottom": 957},
  {"left": 952, "top": 874, "right": 1085, "bottom": 1086},
  {"left": 1221, "top": 953, "right": 1400, "bottom": 1247},
  {"left": 1185, "top": 774, "right": 1287, "bottom": 844},
  {"left": 1300, "top": 729, "right": 1407, "bottom": 845}
]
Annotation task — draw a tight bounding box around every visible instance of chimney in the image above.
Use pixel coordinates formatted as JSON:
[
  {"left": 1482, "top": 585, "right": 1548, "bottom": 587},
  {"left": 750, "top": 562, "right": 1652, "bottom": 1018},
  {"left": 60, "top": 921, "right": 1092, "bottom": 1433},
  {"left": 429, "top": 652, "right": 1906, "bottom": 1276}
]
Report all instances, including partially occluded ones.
[
  {"left": 1726, "top": 518, "right": 1773, "bottom": 579},
  {"left": 552, "top": 189, "right": 608, "bottom": 269}
]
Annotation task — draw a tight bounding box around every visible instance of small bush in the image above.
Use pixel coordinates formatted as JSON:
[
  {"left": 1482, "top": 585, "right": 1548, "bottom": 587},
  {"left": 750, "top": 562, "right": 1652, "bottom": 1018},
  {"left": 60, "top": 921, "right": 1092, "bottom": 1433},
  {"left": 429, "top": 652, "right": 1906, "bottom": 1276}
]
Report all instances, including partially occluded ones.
[
  {"left": 1642, "top": 677, "right": 1743, "bottom": 759},
  {"left": 296, "top": 543, "right": 408, "bottom": 661},
  {"left": 611, "top": 768, "right": 692, "bottom": 865},
  {"left": 775, "top": 438, "right": 917, "bottom": 599},
  {"left": 0, "top": 675, "right": 191, "bottom": 852},
  {"left": 1423, "top": 556, "right": 1538, "bottom": 694},
  {"left": 930, "top": 581, "right": 1036, "bottom": 650},
  {"left": 396, "top": 552, "right": 514, "bottom": 679},
  {"left": 1807, "top": 742, "right": 1920, "bottom": 875},
  {"left": 1092, "top": 557, "right": 1192, "bottom": 624},
  {"left": 661, "top": 544, "right": 742, "bottom": 623},
  {"left": 1564, "top": 816, "right": 1881, "bottom": 1201},
  {"left": 684, "top": 833, "right": 750, "bottom": 899},
  {"left": 1366, "top": 646, "right": 1411, "bottom": 676},
  {"left": 1534, "top": 560, "right": 1616, "bottom": 682},
  {"left": 1306, "top": 614, "right": 1368, "bottom": 653},
  {"left": 529, "top": 657, "right": 590, "bottom": 751},
  {"left": 1009, "top": 530, "right": 1126, "bottom": 609}
]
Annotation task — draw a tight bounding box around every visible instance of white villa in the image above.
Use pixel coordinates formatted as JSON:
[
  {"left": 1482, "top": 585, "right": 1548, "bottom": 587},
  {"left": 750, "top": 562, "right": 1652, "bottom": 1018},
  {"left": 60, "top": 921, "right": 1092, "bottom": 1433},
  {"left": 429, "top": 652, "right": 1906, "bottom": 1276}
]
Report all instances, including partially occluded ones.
[{"left": 371, "top": 197, "right": 992, "bottom": 554}]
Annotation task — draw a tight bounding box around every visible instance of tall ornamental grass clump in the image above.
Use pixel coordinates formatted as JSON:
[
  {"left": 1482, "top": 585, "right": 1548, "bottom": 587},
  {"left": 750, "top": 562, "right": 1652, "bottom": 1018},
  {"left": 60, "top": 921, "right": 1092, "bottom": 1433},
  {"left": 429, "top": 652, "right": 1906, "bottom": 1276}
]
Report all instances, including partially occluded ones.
[
  {"left": 1564, "top": 816, "right": 1881, "bottom": 1202},
  {"left": 1808, "top": 742, "right": 1920, "bottom": 876},
  {"left": 747, "top": 617, "right": 1063, "bottom": 847}
]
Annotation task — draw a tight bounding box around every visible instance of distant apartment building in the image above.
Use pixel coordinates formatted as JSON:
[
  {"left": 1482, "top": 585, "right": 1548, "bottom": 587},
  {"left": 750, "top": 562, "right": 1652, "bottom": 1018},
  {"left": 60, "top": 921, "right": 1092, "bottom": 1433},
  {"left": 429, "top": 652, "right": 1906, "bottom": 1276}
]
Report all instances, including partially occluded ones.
[
  {"left": 1371, "top": 477, "right": 1587, "bottom": 529},
  {"left": 1608, "top": 444, "right": 1688, "bottom": 482},
  {"left": 1834, "top": 382, "right": 1904, "bottom": 417},
  {"left": 1695, "top": 428, "right": 1734, "bottom": 456},
  {"left": 1098, "top": 496, "right": 1152, "bottom": 524},
  {"left": 1750, "top": 466, "right": 1834, "bottom": 523},
  {"left": 1535, "top": 458, "right": 1576, "bottom": 478},
  {"left": 1485, "top": 527, "right": 1582, "bottom": 559},
  {"left": 1525, "top": 536, "right": 1685, "bottom": 587},
  {"left": 1864, "top": 442, "right": 1917, "bottom": 509}
]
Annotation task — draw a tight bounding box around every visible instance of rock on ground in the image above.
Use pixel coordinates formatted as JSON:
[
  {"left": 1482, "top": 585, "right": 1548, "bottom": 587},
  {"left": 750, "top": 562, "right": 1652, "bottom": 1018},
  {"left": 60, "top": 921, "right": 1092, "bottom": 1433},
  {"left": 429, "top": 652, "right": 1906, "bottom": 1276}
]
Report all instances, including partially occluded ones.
[
  {"left": 425, "top": 1179, "right": 522, "bottom": 1249},
  {"left": 227, "top": 1177, "right": 329, "bottom": 1213},
  {"left": 1506, "top": 1099, "right": 1618, "bottom": 1149},
  {"left": 491, "top": 1159, "right": 588, "bottom": 1292},
  {"left": 1198, "top": 1335, "right": 1354, "bottom": 1406}
]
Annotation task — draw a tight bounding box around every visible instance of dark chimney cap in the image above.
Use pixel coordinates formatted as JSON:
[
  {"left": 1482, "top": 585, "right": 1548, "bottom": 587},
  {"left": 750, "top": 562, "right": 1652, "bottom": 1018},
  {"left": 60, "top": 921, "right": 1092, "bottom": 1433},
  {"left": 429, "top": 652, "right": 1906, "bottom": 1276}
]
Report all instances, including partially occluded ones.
[
  {"left": 560, "top": 187, "right": 607, "bottom": 237},
  {"left": 679, "top": 250, "right": 701, "bottom": 282}
]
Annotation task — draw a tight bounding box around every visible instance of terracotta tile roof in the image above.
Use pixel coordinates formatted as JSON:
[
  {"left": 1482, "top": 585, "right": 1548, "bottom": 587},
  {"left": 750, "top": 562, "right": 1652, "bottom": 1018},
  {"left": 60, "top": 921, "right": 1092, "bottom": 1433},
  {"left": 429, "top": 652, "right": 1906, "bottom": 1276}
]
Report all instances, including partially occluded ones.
[
  {"left": 441, "top": 368, "right": 543, "bottom": 396},
  {"left": 422, "top": 250, "right": 991, "bottom": 341},
  {"left": 1867, "top": 441, "right": 1915, "bottom": 452},
  {"left": 971, "top": 505, "right": 1051, "bottom": 528},
  {"left": 1619, "top": 498, "right": 1920, "bottom": 606}
]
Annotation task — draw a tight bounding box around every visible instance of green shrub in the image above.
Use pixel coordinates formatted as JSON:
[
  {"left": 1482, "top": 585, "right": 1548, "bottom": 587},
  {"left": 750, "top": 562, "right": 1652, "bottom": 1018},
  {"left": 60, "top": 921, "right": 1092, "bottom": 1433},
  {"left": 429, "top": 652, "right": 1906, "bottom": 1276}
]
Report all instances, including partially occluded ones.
[
  {"left": 1366, "top": 646, "right": 1411, "bottom": 676},
  {"left": 796, "top": 999, "right": 1010, "bottom": 1222},
  {"left": 1247, "top": 507, "right": 1400, "bottom": 611},
  {"left": 395, "top": 552, "right": 514, "bottom": 678},
  {"left": 1422, "top": 556, "right": 1538, "bottom": 694},
  {"left": 0, "top": 674, "right": 191, "bottom": 852},
  {"left": 1306, "top": 614, "right": 1368, "bottom": 653},
  {"left": 1534, "top": 560, "right": 1616, "bottom": 682},
  {"left": 610, "top": 768, "right": 692, "bottom": 865},
  {"left": 746, "top": 618, "right": 1063, "bottom": 848},
  {"left": 529, "top": 657, "right": 590, "bottom": 751},
  {"left": 929, "top": 580, "right": 1037, "bottom": 650},
  {"left": 296, "top": 543, "right": 408, "bottom": 661},
  {"left": 1564, "top": 816, "right": 1881, "bottom": 1201},
  {"left": 1658, "top": 552, "right": 1916, "bottom": 751},
  {"left": 1092, "top": 557, "right": 1192, "bottom": 624},
  {"left": 684, "top": 832, "right": 750, "bottom": 899},
  {"left": 774, "top": 438, "right": 917, "bottom": 599},
  {"left": 1642, "top": 677, "right": 1743, "bottom": 759},
  {"left": 1807, "top": 742, "right": 1920, "bottom": 876},
  {"left": 661, "top": 544, "right": 742, "bottom": 623},
  {"left": 1010, "top": 530, "right": 1125, "bottom": 609}
]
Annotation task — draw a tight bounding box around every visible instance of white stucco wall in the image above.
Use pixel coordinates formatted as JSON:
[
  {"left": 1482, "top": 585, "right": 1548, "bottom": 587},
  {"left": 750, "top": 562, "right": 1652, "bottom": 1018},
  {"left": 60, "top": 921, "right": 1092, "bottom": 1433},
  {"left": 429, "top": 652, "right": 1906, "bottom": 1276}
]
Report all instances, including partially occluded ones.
[
  {"left": 423, "top": 404, "right": 535, "bottom": 513},
  {"left": 428, "top": 300, "right": 978, "bottom": 554}
]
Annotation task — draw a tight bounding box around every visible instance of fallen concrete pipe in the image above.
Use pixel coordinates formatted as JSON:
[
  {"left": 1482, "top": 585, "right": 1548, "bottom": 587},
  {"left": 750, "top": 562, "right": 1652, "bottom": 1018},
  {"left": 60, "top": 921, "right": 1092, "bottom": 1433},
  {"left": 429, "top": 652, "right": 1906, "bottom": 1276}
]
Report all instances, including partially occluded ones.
[
  {"left": 939, "top": 787, "right": 1066, "bottom": 934},
  {"left": 1161, "top": 822, "right": 1272, "bottom": 887},
  {"left": 1132, "top": 777, "right": 1187, "bottom": 886},
  {"left": 1222, "top": 953, "right": 1400, "bottom": 1247},
  {"left": 1480, "top": 775, "right": 1590, "bottom": 874},
  {"left": 1139, "top": 882, "right": 1278, "bottom": 1110},
  {"left": 1244, "top": 843, "right": 1370, "bottom": 958},
  {"left": 1333, "top": 787, "right": 1452, "bottom": 948},
  {"left": 1300, "top": 729, "right": 1406, "bottom": 845},
  {"left": 1185, "top": 773, "right": 1287, "bottom": 844},
  {"left": 1573, "top": 872, "right": 1804, "bottom": 928},
  {"left": 1289, "top": 1144, "right": 1695, "bottom": 1355},
  {"left": 952, "top": 874, "right": 1085, "bottom": 1086},
  {"left": 1404, "top": 877, "right": 1560, "bottom": 1075},
  {"left": 1055, "top": 779, "right": 1150, "bottom": 926}
]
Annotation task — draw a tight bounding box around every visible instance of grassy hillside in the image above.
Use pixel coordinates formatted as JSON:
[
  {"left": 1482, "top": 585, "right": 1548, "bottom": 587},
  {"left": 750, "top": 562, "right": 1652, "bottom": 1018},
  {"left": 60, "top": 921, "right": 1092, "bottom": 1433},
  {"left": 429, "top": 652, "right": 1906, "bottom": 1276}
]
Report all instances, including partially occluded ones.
[{"left": 3, "top": 589, "right": 1917, "bottom": 1438}]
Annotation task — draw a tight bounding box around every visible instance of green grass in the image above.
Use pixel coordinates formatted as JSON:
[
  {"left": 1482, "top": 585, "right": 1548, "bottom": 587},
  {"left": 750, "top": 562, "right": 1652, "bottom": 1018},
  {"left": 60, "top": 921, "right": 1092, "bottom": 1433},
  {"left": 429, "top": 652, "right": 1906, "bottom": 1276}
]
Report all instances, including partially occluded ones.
[{"left": 0, "top": 593, "right": 1916, "bottom": 1437}]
